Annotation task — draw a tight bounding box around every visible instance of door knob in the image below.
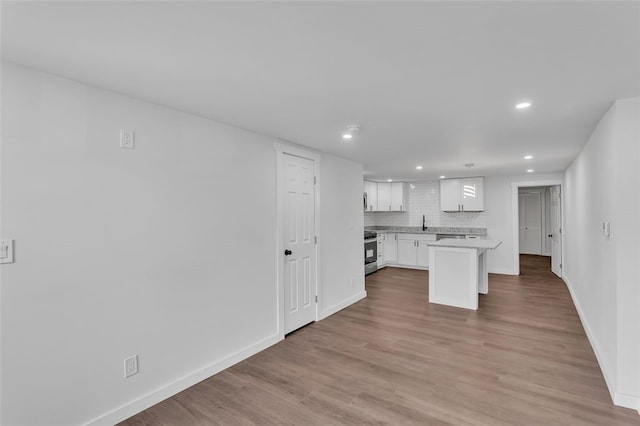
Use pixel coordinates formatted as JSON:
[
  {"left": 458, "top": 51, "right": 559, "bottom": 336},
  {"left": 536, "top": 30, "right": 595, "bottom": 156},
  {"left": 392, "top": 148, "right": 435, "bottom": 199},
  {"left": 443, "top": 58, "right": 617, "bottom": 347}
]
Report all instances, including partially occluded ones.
[{"left": 284, "top": 249, "right": 292, "bottom": 256}]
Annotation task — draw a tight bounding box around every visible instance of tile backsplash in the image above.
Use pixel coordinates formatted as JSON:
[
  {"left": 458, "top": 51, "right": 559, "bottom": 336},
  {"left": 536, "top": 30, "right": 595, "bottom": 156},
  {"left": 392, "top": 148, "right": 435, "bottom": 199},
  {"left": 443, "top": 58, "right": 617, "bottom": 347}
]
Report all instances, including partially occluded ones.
[{"left": 364, "top": 180, "right": 487, "bottom": 228}]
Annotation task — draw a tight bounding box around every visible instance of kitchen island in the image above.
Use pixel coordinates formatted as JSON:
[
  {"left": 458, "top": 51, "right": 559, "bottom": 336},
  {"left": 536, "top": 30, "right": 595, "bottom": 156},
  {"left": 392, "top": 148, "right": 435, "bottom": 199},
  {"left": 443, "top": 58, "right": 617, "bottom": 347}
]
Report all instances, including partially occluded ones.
[{"left": 427, "top": 238, "right": 502, "bottom": 310}]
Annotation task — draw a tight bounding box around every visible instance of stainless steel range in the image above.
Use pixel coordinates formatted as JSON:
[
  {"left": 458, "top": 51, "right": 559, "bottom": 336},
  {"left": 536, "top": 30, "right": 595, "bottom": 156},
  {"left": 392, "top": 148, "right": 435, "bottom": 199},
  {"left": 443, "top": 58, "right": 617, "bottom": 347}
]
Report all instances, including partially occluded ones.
[{"left": 364, "top": 231, "right": 378, "bottom": 275}]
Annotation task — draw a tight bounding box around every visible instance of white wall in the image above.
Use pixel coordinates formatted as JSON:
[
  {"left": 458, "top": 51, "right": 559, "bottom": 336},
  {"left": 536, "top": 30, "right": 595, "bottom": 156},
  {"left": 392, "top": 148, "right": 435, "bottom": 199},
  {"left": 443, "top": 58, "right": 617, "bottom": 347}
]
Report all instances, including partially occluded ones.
[
  {"left": 0, "top": 63, "right": 365, "bottom": 425},
  {"left": 319, "top": 155, "right": 366, "bottom": 318},
  {"left": 483, "top": 173, "right": 563, "bottom": 275},
  {"left": 564, "top": 97, "right": 640, "bottom": 409}
]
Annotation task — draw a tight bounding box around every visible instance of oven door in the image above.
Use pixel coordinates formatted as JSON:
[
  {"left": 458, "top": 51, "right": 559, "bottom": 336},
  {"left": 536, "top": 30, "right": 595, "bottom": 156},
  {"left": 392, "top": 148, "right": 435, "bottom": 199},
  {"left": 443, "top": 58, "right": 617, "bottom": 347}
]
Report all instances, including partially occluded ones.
[{"left": 365, "top": 239, "right": 377, "bottom": 275}]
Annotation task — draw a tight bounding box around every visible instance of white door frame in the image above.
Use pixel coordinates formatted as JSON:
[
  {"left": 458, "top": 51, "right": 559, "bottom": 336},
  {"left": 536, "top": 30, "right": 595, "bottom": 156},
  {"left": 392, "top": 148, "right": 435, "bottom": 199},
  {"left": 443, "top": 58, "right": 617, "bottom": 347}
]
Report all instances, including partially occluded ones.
[
  {"left": 511, "top": 180, "right": 563, "bottom": 276},
  {"left": 274, "top": 142, "right": 321, "bottom": 337}
]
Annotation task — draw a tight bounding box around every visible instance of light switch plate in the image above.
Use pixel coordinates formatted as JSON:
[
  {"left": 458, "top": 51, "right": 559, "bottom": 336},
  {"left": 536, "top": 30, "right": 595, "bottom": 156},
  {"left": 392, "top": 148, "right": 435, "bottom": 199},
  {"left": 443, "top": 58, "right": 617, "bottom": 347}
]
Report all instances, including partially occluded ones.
[
  {"left": 0, "top": 240, "right": 14, "bottom": 264},
  {"left": 602, "top": 221, "right": 610, "bottom": 237},
  {"left": 124, "top": 355, "right": 138, "bottom": 378}
]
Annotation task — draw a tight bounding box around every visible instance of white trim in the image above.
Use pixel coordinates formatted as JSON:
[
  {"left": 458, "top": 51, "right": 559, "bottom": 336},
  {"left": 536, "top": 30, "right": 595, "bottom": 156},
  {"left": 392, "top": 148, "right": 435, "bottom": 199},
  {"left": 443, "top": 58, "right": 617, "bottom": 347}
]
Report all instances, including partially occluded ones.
[
  {"left": 274, "top": 142, "right": 321, "bottom": 161},
  {"left": 319, "top": 291, "right": 367, "bottom": 320},
  {"left": 563, "top": 275, "right": 617, "bottom": 404},
  {"left": 385, "top": 264, "right": 429, "bottom": 271},
  {"left": 274, "top": 143, "right": 322, "bottom": 335},
  {"left": 613, "top": 392, "right": 640, "bottom": 412},
  {"left": 487, "top": 267, "right": 518, "bottom": 275},
  {"left": 85, "top": 333, "right": 283, "bottom": 426},
  {"left": 510, "top": 180, "right": 563, "bottom": 276}
]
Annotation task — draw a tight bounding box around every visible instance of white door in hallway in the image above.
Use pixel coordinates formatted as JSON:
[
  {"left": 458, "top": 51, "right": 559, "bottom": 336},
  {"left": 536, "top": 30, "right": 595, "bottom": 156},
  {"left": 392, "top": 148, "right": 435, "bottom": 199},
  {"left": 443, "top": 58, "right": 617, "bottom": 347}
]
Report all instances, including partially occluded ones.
[
  {"left": 550, "top": 186, "right": 562, "bottom": 277},
  {"left": 519, "top": 192, "right": 542, "bottom": 255},
  {"left": 283, "top": 153, "right": 317, "bottom": 334}
]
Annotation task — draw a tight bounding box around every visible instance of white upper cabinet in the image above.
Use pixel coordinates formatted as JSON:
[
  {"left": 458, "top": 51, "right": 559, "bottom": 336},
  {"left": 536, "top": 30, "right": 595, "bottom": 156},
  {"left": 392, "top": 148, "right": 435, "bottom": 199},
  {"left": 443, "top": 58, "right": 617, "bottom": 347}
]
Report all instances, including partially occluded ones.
[
  {"left": 391, "top": 182, "right": 408, "bottom": 211},
  {"left": 461, "top": 177, "right": 484, "bottom": 211},
  {"left": 440, "top": 177, "right": 484, "bottom": 212},
  {"left": 440, "top": 179, "right": 462, "bottom": 211},
  {"left": 365, "top": 181, "right": 408, "bottom": 212},
  {"left": 377, "top": 182, "right": 392, "bottom": 211},
  {"left": 364, "top": 180, "right": 378, "bottom": 211}
]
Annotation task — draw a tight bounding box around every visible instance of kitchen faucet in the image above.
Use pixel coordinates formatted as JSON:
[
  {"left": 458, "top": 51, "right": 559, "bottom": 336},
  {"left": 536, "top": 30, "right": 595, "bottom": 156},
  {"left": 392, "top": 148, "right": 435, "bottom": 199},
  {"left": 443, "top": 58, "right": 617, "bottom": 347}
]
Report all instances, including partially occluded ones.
[{"left": 422, "top": 214, "right": 427, "bottom": 231}]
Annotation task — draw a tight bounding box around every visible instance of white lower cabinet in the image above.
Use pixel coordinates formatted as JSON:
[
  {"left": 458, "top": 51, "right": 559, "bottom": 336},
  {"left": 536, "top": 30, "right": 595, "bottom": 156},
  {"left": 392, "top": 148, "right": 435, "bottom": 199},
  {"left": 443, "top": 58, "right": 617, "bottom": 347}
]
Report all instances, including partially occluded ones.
[
  {"left": 384, "top": 233, "right": 398, "bottom": 262},
  {"left": 417, "top": 240, "right": 430, "bottom": 267},
  {"left": 398, "top": 237, "right": 416, "bottom": 265},
  {"left": 396, "top": 233, "right": 437, "bottom": 268},
  {"left": 369, "top": 231, "right": 484, "bottom": 271},
  {"left": 377, "top": 233, "right": 386, "bottom": 267}
]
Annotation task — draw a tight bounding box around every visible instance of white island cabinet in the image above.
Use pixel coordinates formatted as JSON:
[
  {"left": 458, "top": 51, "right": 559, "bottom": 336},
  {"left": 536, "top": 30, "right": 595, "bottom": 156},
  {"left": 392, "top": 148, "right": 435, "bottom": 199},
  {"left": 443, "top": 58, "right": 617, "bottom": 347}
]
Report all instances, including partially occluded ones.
[{"left": 427, "top": 238, "right": 501, "bottom": 310}]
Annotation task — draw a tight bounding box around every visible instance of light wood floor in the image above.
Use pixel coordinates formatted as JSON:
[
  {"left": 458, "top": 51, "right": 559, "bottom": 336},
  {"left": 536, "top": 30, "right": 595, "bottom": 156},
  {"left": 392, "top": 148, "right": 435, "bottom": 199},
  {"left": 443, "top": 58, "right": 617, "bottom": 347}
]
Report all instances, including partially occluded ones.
[{"left": 120, "top": 255, "right": 640, "bottom": 425}]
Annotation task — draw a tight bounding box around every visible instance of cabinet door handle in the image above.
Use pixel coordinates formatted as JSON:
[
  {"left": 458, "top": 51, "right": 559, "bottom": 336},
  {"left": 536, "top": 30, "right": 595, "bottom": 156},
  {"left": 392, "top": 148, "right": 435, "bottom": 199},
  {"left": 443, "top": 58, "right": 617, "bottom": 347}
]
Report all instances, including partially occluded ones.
[{"left": 284, "top": 249, "right": 292, "bottom": 256}]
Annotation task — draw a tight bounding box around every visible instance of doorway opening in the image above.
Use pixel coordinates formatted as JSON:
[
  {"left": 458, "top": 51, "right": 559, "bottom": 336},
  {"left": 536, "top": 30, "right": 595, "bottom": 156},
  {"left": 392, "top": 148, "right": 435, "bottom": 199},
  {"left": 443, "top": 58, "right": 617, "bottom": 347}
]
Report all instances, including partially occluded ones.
[{"left": 511, "top": 180, "right": 563, "bottom": 277}]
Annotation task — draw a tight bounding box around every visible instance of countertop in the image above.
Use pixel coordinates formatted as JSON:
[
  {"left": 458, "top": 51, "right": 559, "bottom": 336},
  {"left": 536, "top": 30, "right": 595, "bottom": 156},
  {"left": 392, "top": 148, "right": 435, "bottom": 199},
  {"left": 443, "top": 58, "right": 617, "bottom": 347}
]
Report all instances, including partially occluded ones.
[
  {"left": 365, "top": 226, "right": 487, "bottom": 236},
  {"left": 426, "top": 239, "right": 502, "bottom": 250}
]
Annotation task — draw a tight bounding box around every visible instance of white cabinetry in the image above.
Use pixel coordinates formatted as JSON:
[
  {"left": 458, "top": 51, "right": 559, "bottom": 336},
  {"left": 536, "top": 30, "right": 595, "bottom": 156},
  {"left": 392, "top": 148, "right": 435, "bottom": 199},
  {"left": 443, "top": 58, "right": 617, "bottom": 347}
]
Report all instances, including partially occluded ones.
[
  {"left": 397, "top": 234, "right": 437, "bottom": 268},
  {"left": 398, "top": 236, "right": 416, "bottom": 266},
  {"left": 384, "top": 233, "right": 398, "bottom": 262},
  {"left": 377, "top": 233, "right": 386, "bottom": 267},
  {"left": 417, "top": 240, "right": 431, "bottom": 267},
  {"left": 440, "top": 177, "right": 484, "bottom": 212},
  {"left": 364, "top": 180, "right": 378, "bottom": 211},
  {"left": 375, "top": 182, "right": 408, "bottom": 212},
  {"left": 377, "top": 183, "right": 391, "bottom": 211},
  {"left": 391, "top": 182, "right": 407, "bottom": 211}
]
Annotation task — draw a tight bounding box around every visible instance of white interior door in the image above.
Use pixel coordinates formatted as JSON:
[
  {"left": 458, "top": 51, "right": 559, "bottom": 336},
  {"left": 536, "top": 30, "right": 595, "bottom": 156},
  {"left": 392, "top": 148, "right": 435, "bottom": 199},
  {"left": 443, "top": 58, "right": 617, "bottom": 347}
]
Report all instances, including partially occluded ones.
[
  {"left": 550, "top": 186, "right": 562, "bottom": 277},
  {"left": 283, "top": 153, "right": 316, "bottom": 334},
  {"left": 519, "top": 192, "right": 542, "bottom": 255}
]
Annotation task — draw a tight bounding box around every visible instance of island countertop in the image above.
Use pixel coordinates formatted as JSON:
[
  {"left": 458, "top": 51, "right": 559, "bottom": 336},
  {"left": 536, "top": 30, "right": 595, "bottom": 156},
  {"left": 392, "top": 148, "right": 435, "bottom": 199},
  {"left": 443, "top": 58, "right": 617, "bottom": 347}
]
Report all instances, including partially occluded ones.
[{"left": 427, "top": 239, "right": 502, "bottom": 250}]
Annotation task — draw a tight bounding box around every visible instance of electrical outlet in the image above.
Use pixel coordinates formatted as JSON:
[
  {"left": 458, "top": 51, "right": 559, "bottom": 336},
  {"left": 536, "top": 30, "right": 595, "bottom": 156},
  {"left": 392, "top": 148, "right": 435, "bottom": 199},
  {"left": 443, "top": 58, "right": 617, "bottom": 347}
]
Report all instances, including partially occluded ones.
[
  {"left": 124, "top": 355, "right": 138, "bottom": 378},
  {"left": 120, "top": 129, "right": 135, "bottom": 149}
]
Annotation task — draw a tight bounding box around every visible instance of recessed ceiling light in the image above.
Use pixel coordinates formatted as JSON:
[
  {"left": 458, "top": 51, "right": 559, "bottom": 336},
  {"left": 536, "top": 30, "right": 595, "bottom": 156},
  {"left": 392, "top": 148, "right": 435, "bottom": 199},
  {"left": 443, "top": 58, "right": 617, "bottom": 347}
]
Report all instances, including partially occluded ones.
[
  {"left": 516, "top": 102, "right": 532, "bottom": 109},
  {"left": 524, "top": 155, "right": 533, "bottom": 160},
  {"left": 342, "top": 124, "right": 361, "bottom": 140},
  {"left": 387, "top": 179, "right": 393, "bottom": 182},
  {"left": 464, "top": 163, "right": 474, "bottom": 168},
  {"left": 416, "top": 165, "right": 423, "bottom": 170},
  {"left": 527, "top": 169, "right": 534, "bottom": 173},
  {"left": 440, "top": 175, "right": 446, "bottom": 179}
]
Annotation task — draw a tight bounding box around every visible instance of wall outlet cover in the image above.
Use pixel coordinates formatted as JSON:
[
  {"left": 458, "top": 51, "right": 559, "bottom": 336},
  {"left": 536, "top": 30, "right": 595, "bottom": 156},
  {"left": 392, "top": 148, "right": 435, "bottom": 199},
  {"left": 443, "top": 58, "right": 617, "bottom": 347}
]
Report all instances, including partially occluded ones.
[{"left": 120, "top": 129, "right": 135, "bottom": 149}]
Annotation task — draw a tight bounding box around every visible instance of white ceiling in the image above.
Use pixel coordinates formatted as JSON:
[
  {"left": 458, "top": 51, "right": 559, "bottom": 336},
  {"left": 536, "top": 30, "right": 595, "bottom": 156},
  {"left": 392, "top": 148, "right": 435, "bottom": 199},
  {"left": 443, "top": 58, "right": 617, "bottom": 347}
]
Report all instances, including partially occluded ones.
[{"left": 2, "top": 1, "right": 639, "bottom": 181}]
